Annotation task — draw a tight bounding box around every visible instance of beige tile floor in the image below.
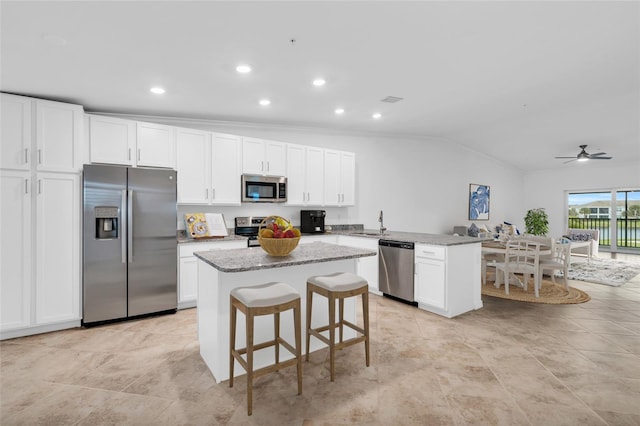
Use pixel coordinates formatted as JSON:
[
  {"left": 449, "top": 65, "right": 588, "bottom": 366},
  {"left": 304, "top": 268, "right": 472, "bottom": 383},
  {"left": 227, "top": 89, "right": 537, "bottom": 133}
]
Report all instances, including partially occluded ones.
[{"left": 1, "top": 253, "right": 639, "bottom": 425}]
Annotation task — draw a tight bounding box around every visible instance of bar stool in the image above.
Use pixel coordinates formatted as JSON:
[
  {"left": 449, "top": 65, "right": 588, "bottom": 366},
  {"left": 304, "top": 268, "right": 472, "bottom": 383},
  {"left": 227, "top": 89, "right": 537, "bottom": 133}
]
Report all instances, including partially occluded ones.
[
  {"left": 305, "top": 272, "right": 370, "bottom": 381},
  {"left": 229, "top": 282, "right": 303, "bottom": 416}
]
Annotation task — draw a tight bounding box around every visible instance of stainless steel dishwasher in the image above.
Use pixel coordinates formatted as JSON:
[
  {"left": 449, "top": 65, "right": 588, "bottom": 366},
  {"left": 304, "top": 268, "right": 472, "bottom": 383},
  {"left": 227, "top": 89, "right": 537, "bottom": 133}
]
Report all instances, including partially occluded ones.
[{"left": 379, "top": 239, "right": 415, "bottom": 303}]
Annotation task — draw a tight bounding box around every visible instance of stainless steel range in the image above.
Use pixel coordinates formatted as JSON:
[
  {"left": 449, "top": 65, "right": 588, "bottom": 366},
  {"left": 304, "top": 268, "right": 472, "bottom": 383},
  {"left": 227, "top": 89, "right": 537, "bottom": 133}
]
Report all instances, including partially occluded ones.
[{"left": 234, "top": 216, "right": 266, "bottom": 247}]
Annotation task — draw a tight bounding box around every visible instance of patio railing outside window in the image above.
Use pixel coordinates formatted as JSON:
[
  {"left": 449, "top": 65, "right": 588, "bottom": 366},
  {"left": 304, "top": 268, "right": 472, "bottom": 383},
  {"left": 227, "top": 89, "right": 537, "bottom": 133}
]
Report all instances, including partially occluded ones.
[{"left": 568, "top": 218, "right": 640, "bottom": 249}]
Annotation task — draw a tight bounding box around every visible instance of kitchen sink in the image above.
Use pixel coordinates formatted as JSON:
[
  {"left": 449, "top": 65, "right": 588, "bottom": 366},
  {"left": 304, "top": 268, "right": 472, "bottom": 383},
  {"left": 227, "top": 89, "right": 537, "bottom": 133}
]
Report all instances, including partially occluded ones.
[{"left": 352, "top": 232, "right": 384, "bottom": 237}]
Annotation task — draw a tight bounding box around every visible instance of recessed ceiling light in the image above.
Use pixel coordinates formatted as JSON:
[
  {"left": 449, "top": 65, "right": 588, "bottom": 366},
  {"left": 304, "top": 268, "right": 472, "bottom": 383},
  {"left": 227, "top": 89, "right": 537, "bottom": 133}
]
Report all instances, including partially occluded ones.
[
  {"left": 150, "top": 87, "right": 165, "bottom": 94},
  {"left": 259, "top": 99, "right": 271, "bottom": 106},
  {"left": 372, "top": 113, "right": 382, "bottom": 119},
  {"left": 312, "top": 78, "right": 326, "bottom": 87},
  {"left": 335, "top": 108, "right": 345, "bottom": 115},
  {"left": 236, "top": 64, "right": 252, "bottom": 74}
]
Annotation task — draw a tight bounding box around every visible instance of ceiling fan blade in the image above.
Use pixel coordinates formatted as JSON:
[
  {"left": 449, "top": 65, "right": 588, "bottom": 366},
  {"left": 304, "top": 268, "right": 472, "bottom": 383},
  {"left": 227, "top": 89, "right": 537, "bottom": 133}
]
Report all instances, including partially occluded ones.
[
  {"left": 555, "top": 156, "right": 576, "bottom": 159},
  {"left": 589, "top": 156, "right": 612, "bottom": 160},
  {"left": 563, "top": 159, "right": 577, "bottom": 164},
  {"left": 589, "top": 152, "right": 607, "bottom": 157}
]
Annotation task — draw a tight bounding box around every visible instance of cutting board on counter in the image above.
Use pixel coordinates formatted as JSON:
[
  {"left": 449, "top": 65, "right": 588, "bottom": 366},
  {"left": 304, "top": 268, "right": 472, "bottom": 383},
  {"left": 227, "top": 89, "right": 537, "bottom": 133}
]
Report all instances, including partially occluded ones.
[{"left": 184, "top": 213, "right": 228, "bottom": 239}]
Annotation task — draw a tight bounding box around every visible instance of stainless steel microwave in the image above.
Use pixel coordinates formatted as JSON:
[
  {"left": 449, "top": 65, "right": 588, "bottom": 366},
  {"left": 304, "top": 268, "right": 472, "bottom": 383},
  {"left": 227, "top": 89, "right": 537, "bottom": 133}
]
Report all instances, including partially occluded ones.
[{"left": 241, "top": 174, "right": 287, "bottom": 203}]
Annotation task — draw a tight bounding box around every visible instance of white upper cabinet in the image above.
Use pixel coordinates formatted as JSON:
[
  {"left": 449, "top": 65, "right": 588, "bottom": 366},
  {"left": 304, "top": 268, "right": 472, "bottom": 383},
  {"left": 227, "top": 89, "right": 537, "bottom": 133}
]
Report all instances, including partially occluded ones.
[
  {"left": 242, "top": 137, "right": 286, "bottom": 176},
  {"left": 35, "top": 99, "right": 83, "bottom": 173},
  {"left": 176, "top": 129, "right": 241, "bottom": 205},
  {"left": 177, "top": 128, "right": 210, "bottom": 204},
  {"left": 1, "top": 94, "right": 32, "bottom": 171},
  {"left": 89, "top": 115, "right": 136, "bottom": 166},
  {"left": 323, "top": 149, "right": 355, "bottom": 207},
  {"left": 89, "top": 116, "right": 176, "bottom": 169},
  {"left": 211, "top": 133, "right": 242, "bottom": 205},
  {"left": 136, "top": 122, "right": 176, "bottom": 168},
  {"left": 286, "top": 144, "right": 324, "bottom": 206},
  {"left": 1, "top": 94, "right": 83, "bottom": 173},
  {"left": 339, "top": 151, "right": 355, "bottom": 206},
  {"left": 305, "top": 146, "right": 324, "bottom": 205}
]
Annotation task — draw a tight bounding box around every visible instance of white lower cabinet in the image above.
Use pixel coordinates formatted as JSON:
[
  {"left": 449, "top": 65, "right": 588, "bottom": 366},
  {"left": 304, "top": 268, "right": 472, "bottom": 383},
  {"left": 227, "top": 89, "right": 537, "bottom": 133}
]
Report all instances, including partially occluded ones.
[
  {"left": 35, "top": 173, "right": 81, "bottom": 325},
  {"left": 178, "top": 240, "right": 247, "bottom": 308},
  {"left": 0, "top": 171, "right": 32, "bottom": 331},
  {"left": 0, "top": 171, "right": 81, "bottom": 339},
  {"left": 414, "top": 243, "right": 482, "bottom": 318},
  {"left": 338, "top": 236, "right": 379, "bottom": 294},
  {"left": 415, "top": 247, "right": 446, "bottom": 309}
]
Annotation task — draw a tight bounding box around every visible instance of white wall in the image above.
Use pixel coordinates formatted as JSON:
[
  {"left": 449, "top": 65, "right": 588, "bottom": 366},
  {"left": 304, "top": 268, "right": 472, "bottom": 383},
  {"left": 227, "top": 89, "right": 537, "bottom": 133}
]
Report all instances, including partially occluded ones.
[
  {"left": 523, "top": 161, "right": 640, "bottom": 238},
  {"left": 104, "top": 114, "right": 526, "bottom": 233}
]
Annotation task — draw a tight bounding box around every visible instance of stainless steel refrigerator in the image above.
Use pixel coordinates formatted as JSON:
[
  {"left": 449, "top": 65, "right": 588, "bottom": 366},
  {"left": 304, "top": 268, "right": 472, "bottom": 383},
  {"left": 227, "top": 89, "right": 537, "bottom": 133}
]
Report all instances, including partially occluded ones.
[{"left": 82, "top": 164, "right": 177, "bottom": 325}]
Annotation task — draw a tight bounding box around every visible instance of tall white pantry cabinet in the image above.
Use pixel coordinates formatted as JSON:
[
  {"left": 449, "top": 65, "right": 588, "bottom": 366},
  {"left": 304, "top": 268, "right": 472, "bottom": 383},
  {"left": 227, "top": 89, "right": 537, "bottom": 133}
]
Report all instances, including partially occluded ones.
[{"left": 0, "top": 93, "right": 83, "bottom": 339}]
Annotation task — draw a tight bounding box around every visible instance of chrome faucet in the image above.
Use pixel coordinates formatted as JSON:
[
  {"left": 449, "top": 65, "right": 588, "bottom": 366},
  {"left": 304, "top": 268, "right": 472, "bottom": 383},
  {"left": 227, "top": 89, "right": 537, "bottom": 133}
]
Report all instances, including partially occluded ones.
[{"left": 379, "top": 210, "right": 387, "bottom": 235}]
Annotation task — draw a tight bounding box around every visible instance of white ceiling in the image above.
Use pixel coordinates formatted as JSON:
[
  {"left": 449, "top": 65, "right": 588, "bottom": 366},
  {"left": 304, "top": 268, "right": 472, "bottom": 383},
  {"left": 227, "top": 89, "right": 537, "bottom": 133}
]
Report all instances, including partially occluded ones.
[{"left": 1, "top": 1, "right": 638, "bottom": 172}]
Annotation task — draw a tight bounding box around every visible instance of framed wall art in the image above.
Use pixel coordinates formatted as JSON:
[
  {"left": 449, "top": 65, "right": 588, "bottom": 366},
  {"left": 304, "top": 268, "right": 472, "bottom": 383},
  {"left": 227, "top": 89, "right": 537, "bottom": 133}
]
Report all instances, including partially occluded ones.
[{"left": 469, "top": 184, "right": 490, "bottom": 220}]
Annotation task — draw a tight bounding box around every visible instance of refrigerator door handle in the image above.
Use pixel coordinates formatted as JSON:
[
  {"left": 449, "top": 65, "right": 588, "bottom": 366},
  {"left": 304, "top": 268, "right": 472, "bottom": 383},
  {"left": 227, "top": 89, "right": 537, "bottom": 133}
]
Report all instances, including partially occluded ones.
[
  {"left": 127, "top": 189, "right": 133, "bottom": 263},
  {"left": 121, "top": 190, "right": 127, "bottom": 263}
]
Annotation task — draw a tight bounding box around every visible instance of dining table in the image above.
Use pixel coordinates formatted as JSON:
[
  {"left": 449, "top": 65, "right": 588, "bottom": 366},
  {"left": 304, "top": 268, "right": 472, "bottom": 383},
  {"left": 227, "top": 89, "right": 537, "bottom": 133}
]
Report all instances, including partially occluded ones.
[{"left": 481, "top": 239, "right": 552, "bottom": 289}]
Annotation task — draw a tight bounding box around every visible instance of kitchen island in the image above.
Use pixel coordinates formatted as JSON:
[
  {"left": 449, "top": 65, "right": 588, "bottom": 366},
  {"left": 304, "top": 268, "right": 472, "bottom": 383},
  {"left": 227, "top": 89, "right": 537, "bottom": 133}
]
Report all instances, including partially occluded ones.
[{"left": 195, "top": 241, "right": 376, "bottom": 383}]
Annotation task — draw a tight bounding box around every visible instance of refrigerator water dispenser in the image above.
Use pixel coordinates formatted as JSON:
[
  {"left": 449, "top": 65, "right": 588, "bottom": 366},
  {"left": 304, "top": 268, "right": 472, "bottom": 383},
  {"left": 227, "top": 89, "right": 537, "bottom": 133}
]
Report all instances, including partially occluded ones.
[{"left": 95, "top": 206, "right": 119, "bottom": 239}]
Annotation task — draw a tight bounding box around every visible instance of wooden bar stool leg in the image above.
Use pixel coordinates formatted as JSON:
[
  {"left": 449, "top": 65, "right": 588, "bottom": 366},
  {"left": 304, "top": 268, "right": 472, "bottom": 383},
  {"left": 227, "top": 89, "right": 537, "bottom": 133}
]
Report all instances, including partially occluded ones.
[
  {"left": 274, "top": 311, "right": 280, "bottom": 367},
  {"left": 339, "top": 298, "right": 344, "bottom": 343},
  {"left": 294, "top": 300, "right": 302, "bottom": 395},
  {"left": 246, "top": 310, "right": 254, "bottom": 416},
  {"left": 229, "top": 300, "right": 236, "bottom": 388},
  {"left": 363, "top": 291, "right": 370, "bottom": 367},
  {"left": 328, "top": 293, "right": 336, "bottom": 382},
  {"left": 305, "top": 286, "right": 313, "bottom": 361}
]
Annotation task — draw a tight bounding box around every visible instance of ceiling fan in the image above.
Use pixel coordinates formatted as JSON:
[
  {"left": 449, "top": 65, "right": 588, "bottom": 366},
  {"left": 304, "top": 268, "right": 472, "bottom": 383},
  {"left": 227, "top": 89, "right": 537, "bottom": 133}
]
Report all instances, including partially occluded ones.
[{"left": 555, "top": 145, "right": 612, "bottom": 163}]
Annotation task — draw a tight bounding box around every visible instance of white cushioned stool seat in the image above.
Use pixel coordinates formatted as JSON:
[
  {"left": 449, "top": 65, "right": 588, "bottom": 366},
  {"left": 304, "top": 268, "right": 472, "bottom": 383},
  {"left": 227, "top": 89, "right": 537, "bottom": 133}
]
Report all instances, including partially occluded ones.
[
  {"left": 307, "top": 272, "right": 368, "bottom": 292},
  {"left": 231, "top": 282, "right": 300, "bottom": 308}
]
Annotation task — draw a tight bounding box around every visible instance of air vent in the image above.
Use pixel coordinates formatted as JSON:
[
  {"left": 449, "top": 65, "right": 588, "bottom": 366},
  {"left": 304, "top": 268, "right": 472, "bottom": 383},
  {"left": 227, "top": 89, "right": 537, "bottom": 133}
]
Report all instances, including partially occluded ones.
[{"left": 380, "top": 96, "right": 404, "bottom": 103}]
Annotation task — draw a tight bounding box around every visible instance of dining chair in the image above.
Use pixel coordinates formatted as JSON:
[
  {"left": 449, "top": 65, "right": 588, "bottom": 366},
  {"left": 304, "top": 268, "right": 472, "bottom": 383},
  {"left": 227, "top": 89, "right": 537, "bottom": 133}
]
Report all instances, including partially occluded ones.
[
  {"left": 539, "top": 242, "right": 571, "bottom": 290},
  {"left": 494, "top": 239, "right": 542, "bottom": 297}
]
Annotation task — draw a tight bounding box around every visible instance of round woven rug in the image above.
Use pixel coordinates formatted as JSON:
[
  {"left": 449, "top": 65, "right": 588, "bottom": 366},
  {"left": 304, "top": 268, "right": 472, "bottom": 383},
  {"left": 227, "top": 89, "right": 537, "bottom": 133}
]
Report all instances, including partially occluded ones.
[{"left": 482, "top": 276, "right": 590, "bottom": 304}]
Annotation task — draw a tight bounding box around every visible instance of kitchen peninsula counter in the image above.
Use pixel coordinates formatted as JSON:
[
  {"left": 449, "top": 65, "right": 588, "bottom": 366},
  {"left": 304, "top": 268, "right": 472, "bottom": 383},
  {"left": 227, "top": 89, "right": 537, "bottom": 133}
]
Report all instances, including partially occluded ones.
[{"left": 194, "top": 242, "right": 376, "bottom": 383}]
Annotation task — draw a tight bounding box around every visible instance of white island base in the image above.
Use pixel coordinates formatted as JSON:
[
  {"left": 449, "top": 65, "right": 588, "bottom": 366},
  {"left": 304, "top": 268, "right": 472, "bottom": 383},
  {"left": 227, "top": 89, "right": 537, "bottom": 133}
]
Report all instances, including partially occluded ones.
[{"left": 196, "top": 243, "right": 375, "bottom": 383}]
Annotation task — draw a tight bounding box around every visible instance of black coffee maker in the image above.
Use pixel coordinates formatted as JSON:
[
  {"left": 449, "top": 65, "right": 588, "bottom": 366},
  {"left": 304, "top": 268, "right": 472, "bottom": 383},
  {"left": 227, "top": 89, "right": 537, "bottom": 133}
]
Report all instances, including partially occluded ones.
[{"left": 300, "top": 210, "right": 326, "bottom": 233}]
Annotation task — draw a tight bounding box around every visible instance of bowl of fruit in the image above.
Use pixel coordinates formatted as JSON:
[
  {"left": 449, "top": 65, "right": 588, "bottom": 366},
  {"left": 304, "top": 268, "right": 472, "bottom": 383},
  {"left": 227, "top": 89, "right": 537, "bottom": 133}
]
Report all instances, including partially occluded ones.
[{"left": 257, "top": 216, "right": 301, "bottom": 256}]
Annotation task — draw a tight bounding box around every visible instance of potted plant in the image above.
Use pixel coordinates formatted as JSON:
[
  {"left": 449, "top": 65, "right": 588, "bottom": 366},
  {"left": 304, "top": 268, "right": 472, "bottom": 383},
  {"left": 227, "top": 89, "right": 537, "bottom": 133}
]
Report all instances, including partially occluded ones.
[{"left": 524, "top": 208, "right": 549, "bottom": 236}]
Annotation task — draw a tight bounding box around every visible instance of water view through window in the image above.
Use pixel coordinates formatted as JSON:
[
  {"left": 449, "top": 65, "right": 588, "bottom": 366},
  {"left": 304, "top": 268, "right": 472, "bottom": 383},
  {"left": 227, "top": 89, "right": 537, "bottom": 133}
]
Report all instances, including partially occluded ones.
[{"left": 567, "top": 190, "right": 640, "bottom": 251}]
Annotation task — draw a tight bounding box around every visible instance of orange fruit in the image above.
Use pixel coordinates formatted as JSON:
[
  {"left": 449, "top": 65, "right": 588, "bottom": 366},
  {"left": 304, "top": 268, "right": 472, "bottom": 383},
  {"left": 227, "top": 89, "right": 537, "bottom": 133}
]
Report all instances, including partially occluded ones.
[{"left": 260, "top": 229, "right": 274, "bottom": 238}]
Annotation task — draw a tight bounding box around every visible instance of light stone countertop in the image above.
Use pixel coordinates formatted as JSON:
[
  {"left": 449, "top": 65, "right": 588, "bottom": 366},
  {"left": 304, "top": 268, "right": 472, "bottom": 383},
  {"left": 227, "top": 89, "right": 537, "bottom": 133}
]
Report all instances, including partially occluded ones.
[
  {"left": 194, "top": 241, "right": 376, "bottom": 273},
  {"left": 336, "top": 229, "right": 483, "bottom": 246}
]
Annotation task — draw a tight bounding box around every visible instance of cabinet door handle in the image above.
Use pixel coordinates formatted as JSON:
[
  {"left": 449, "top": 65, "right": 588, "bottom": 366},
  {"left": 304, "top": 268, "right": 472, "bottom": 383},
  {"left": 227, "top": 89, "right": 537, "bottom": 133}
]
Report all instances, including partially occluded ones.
[
  {"left": 212, "top": 188, "right": 215, "bottom": 200},
  {"left": 137, "top": 148, "right": 141, "bottom": 162},
  {"left": 307, "top": 192, "right": 310, "bottom": 202},
  {"left": 24, "top": 148, "right": 29, "bottom": 164},
  {"left": 37, "top": 149, "right": 42, "bottom": 165},
  {"left": 261, "top": 161, "right": 264, "bottom": 171},
  {"left": 37, "top": 179, "right": 42, "bottom": 194},
  {"left": 24, "top": 178, "right": 29, "bottom": 194},
  {"left": 128, "top": 148, "right": 132, "bottom": 161},
  {"left": 266, "top": 161, "right": 270, "bottom": 172},
  {"left": 205, "top": 188, "right": 209, "bottom": 199}
]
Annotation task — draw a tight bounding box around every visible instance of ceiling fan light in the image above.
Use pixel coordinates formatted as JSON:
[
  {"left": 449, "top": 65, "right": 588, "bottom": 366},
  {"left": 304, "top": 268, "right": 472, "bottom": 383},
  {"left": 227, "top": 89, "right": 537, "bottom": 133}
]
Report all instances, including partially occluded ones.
[{"left": 577, "top": 157, "right": 589, "bottom": 162}]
